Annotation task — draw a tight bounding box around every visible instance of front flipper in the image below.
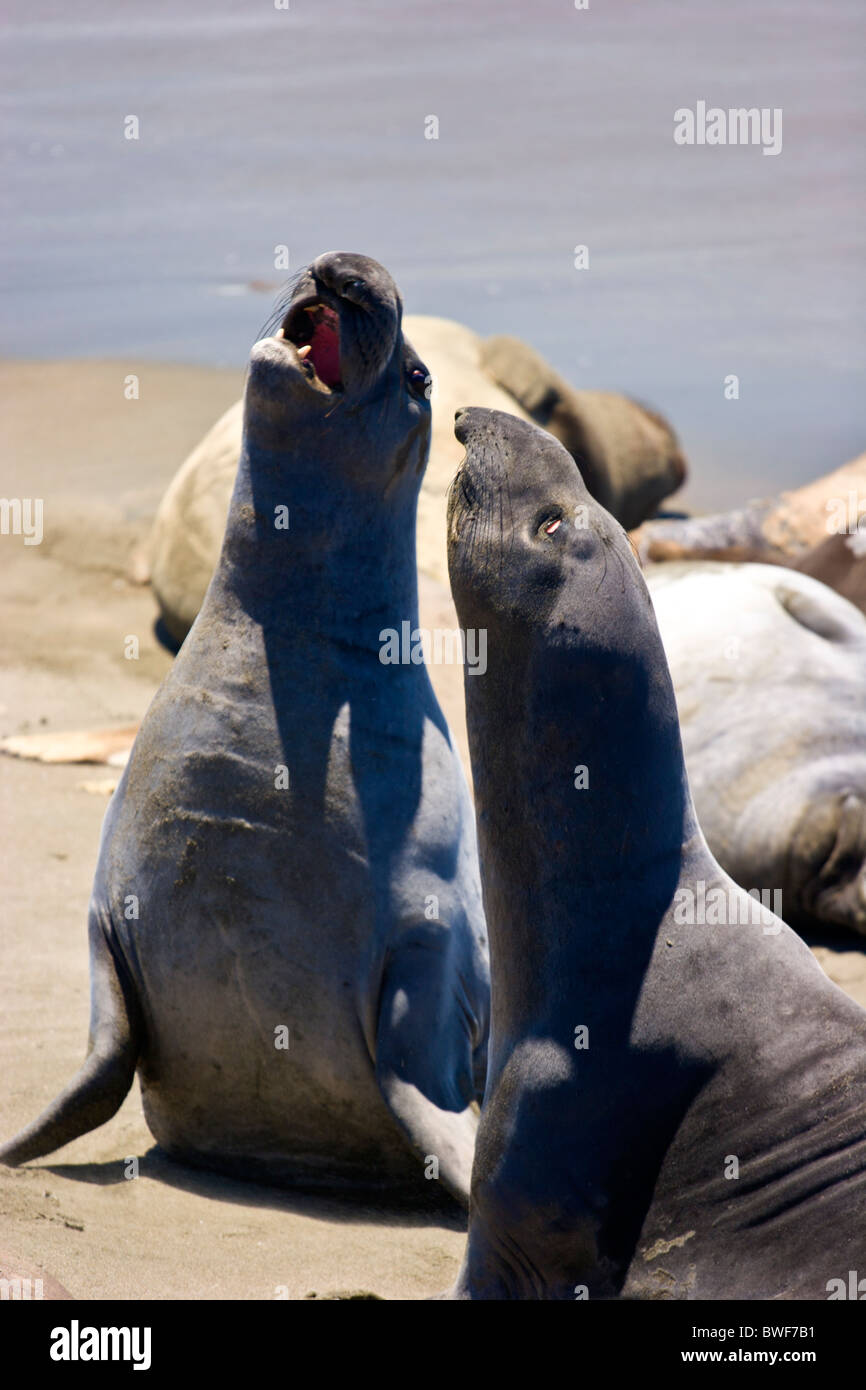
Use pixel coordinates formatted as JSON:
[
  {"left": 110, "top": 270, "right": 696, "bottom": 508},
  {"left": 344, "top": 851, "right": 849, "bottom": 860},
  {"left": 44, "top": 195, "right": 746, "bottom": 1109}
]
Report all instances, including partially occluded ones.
[{"left": 374, "top": 927, "right": 486, "bottom": 1207}]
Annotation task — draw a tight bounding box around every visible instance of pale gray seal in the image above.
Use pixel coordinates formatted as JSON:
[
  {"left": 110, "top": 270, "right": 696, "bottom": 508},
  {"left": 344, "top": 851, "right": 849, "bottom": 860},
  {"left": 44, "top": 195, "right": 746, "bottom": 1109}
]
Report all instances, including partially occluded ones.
[
  {"left": 0, "top": 254, "right": 489, "bottom": 1205},
  {"left": 446, "top": 407, "right": 866, "bottom": 1299},
  {"left": 648, "top": 562, "right": 866, "bottom": 937}
]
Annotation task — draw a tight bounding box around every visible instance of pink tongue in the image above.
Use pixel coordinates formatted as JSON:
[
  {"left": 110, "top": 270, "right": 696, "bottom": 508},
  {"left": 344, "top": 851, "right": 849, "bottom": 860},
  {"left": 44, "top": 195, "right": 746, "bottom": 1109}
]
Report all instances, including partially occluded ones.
[{"left": 310, "top": 318, "right": 341, "bottom": 387}]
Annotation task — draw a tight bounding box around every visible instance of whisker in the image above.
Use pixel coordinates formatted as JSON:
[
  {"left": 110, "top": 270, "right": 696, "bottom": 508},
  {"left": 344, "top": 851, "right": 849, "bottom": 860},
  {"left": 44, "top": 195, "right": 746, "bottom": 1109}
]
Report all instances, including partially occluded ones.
[{"left": 256, "top": 270, "right": 308, "bottom": 343}]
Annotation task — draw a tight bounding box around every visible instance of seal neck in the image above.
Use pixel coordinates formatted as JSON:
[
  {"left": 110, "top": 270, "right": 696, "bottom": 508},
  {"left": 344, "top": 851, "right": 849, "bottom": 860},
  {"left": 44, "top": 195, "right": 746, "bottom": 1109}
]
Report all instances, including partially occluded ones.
[
  {"left": 213, "top": 440, "right": 422, "bottom": 645},
  {"left": 467, "top": 617, "right": 698, "bottom": 1022}
]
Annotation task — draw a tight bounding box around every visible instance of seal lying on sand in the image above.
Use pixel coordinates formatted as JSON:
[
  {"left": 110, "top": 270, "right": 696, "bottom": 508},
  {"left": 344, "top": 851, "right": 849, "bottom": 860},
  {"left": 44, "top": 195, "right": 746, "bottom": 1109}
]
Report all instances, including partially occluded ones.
[
  {"left": 632, "top": 450, "right": 866, "bottom": 567},
  {"left": 148, "top": 318, "right": 686, "bottom": 646},
  {"left": 647, "top": 562, "right": 866, "bottom": 938},
  {"left": 0, "top": 253, "right": 489, "bottom": 1205},
  {"left": 447, "top": 407, "right": 866, "bottom": 1299}
]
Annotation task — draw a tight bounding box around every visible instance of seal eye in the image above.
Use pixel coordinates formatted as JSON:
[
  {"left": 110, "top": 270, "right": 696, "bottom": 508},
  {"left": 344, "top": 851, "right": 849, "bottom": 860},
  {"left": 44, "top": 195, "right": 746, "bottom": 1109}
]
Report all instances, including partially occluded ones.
[
  {"left": 408, "top": 367, "right": 431, "bottom": 399},
  {"left": 542, "top": 518, "right": 562, "bottom": 536}
]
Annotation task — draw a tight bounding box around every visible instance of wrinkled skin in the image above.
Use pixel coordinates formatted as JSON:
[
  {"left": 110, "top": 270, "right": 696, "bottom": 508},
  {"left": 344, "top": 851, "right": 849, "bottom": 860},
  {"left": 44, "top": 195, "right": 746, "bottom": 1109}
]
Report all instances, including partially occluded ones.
[
  {"left": 447, "top": 408, "right": 866, "bottom": 1299},
  {"left": 648, "top": 562, "right": 866, "bottom": 937},
  {"left": 0, "top": 253, "right": 489, "bottom": 1205}
]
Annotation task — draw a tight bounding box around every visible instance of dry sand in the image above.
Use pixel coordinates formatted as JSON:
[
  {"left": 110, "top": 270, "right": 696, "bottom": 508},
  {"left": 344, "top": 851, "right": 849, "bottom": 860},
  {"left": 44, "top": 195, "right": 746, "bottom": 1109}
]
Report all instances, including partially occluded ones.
[{"left": 1, "top": 359, "right": 863, "bottom": 1301}]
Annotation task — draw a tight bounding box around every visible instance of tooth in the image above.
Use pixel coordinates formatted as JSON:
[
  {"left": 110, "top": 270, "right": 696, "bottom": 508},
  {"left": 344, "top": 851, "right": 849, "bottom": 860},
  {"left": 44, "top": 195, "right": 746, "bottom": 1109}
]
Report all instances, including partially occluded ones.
[{"left": 297, "top": 345, "right": 312, "bottom": 359}]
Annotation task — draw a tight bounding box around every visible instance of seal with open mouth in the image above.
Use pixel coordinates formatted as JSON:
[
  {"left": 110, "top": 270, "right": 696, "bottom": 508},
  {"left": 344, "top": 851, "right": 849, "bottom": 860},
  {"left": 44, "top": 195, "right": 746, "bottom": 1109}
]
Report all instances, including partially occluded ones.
[
  {"left": 0, "top": 253, "right": 489, "bottom": 1205},
  {"left": 146, "top": 321, "right": 687, "bottom": 650},
  {"left": 446, "top": 407, "right": 866, "bottom": 1298}
]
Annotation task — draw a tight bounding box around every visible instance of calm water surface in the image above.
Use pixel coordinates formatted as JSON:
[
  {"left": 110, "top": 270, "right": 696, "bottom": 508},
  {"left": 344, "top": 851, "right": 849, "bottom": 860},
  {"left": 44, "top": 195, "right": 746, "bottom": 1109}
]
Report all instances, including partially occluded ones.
[{"left": 2, "top": 0, "right": 864, "bottom": 507}]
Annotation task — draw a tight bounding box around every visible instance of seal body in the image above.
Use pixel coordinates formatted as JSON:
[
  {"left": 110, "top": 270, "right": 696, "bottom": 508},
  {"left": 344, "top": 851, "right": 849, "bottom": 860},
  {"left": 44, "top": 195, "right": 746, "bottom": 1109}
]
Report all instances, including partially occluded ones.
[
  {"left": 647, "top": 562, "right": 866, "bottom": 937},
  {"left": 148, "top": 319, "right": 686, "bottom": 645},
  {"left": 446, "top": 408, "right": 866, "bottom": 1298},
  {"left": 0, "top": 255, "right": 489, "bottom": 1203},
  {"left": 632, "top": 450, "right": 866, "bottom": 568}
]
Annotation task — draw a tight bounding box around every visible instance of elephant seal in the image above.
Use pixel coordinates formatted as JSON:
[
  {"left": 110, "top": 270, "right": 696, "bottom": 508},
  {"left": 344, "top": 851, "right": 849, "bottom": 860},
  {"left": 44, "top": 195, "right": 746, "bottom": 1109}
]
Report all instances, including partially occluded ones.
[
  {"left": 0, "top": 253, "right": 489, "bottom": 1205},
  {"left": 147, "top": 315, "right": 530, "bottom": 643},
  {"left": 148, "top": 319, "right": 686, "bottom": 646},
  {"left": 446, "top": 407, "right": 866, "bottom": 1299},
  {"left": 639, "top": 532, "right": 866, "bottom": 619},
  {"left": 479, "top": 334, "right": 687, "bottom": 530},
  {"left": 632, "top": 450, "right": 866, "bottom": 566},
  {"left": 793, "top": 530, "right": 866, "bottom": 617},
  {"left": 647, "top": 562, "right": 866, "bottom": 938}
]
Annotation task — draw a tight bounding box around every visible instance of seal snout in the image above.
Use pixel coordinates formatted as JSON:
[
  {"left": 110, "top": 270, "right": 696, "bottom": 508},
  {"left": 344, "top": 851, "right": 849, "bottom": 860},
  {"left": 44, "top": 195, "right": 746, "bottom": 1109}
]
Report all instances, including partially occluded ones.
[
  {"left": 279, "top": 252, "right": 400, "bottom": 398},
  {"left": 311, "top": 251, "right": 374, "bottom": 307},
  {"left": 454, "top": 405, "right": 495, "bottom": 448},
  {"left": 452, "top": 408, "right": 488, "bottom": 494}
]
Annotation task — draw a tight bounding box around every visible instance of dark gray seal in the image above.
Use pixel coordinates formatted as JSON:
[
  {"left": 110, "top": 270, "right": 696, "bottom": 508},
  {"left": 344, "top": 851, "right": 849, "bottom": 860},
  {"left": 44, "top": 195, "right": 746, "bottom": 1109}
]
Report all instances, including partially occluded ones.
[
  {"left": 446, "top": 407, "right": 866, "bottom": 1298},
  {"left": 0, "top": 253, "right": 489, "bottom": 1205}
]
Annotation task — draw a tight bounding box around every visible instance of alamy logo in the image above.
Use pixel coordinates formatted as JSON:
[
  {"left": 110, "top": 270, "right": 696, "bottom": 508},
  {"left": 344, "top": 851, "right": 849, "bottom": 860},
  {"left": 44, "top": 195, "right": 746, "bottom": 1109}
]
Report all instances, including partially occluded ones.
[
  {"left": 826, "top": 491, "right": 866, "bottom": 538},
  {"left": 50, "top": 1320, "right": 152, "bottom": 1370},
  {"left": 672, "top": 881, "right": 782, "bottom": 934},
  {"left": 674, "top": 101, "right": 782, "bottom": 157},
  {"left": 826, "top": 1271, "right": 866, "bottom": 1300},
  {"left": 0, "top": 1277, "right": 43, "bottom": 1300},
  {"left": 0, "top": 497, "right": 43, "bottom": 545},
  {"left": 379, "top": 621, "right": 487, "bottom": 675}
]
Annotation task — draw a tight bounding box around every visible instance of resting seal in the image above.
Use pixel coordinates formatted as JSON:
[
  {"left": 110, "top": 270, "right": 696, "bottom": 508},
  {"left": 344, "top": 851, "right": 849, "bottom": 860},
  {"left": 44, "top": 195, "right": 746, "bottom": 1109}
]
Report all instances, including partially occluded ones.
[
  {"left": 148, "top": 320, "right": 686, "bottom": 646},
  {"left": 647, "top": 562, "right": 866, "bottom": 937},
  {"left": 0, "top": 253, "right": 489, "bottom": 1204},
  {"left": 632, "top": 450, "right": 866, "bottom": 567},
  {"left": 446, "top": 407, "right": 866, "bottom": 1299}
]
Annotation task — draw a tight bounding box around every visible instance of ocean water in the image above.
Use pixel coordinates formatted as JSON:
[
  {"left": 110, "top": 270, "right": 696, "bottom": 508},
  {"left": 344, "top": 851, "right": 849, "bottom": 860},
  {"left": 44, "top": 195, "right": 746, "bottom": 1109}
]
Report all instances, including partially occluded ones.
[{"left": 1, "top": 0, "right": 864, "bottom": 508}]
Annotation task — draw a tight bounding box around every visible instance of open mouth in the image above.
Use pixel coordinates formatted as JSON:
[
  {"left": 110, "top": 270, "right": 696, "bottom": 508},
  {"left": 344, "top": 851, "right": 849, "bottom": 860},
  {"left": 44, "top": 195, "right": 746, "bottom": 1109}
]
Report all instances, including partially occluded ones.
[{"left": 281, "top": 300, "right": 343, "bottom": 390}]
